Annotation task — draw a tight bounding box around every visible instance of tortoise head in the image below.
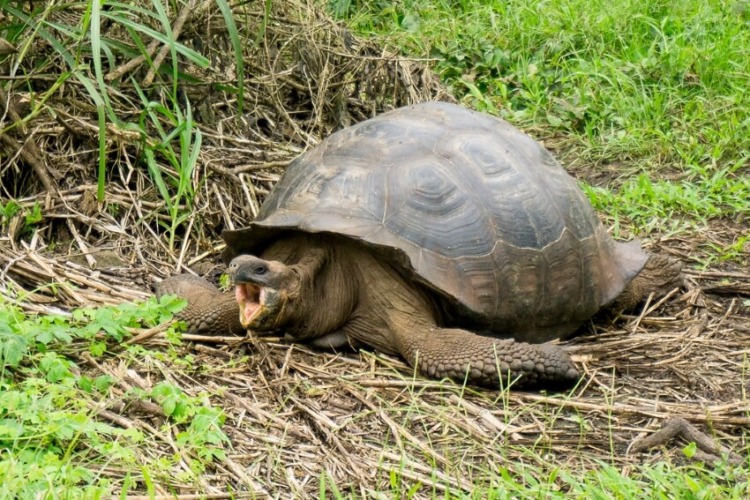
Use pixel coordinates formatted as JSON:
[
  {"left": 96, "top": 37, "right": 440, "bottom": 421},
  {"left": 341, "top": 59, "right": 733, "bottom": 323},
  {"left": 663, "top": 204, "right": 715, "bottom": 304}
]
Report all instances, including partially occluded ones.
[{"left": 228, "top": 255, "right": 300, "bottom": 332}]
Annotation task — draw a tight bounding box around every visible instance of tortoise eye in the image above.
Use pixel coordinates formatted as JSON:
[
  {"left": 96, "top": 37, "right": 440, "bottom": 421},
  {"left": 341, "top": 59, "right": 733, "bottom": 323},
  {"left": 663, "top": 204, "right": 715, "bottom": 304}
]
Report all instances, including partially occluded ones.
[{"left": 253, "top": 265, "right": 267, "bottom": 275}]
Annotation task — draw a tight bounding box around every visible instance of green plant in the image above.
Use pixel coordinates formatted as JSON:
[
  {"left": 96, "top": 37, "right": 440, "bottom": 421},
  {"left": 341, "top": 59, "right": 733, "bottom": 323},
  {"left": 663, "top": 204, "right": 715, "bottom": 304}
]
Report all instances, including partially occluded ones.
[
  {"left": 134, "top": 81, "right": 202, "bottom": 251},
  {"left": 0, "top": 200, "right": 21, "bottom": 222},
  {"left": 0, "top": 295, "right": 232, "bottom": 497},
  {"left": 0, "top": 0, "right": 248, "bottom": 215}
]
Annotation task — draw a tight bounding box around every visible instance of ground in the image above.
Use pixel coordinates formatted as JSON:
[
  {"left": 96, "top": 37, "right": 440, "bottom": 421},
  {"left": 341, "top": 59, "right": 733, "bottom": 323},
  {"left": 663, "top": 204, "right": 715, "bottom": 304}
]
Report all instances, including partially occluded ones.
[{"left": 0, "top": 0, "right": 748, "bottom": 497}]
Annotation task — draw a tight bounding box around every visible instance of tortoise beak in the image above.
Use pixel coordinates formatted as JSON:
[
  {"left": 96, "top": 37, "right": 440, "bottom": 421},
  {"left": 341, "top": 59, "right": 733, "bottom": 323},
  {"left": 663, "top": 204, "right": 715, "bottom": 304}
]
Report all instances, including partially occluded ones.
[
  {"left": 229, "top": 255, "right": 298, "bottom": 331},
  {"left": 235, "top": 283, "right": 285, "bottom": 331},
  {"left": 235, "top": 282, "right": 264, "bottom": 327}
]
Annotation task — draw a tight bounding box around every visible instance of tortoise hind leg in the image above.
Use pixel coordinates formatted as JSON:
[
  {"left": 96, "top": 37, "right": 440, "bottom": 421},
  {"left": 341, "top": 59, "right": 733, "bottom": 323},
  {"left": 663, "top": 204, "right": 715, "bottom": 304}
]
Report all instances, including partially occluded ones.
[{"left": 608, "top": 254, "right": 683, "bottom": 311}]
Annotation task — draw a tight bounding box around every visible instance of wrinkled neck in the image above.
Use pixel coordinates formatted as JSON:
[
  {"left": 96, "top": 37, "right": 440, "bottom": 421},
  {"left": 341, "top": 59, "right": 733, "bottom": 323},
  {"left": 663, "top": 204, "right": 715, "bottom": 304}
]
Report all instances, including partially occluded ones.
[{"left": 260, "top": 234, "right": 360, "bottom": 339}]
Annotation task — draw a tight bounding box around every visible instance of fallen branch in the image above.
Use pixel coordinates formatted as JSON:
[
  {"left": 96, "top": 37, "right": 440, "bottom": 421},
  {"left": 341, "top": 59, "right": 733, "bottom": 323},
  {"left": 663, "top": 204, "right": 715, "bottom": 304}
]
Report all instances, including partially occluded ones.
[{"left": 630, "top": 417, "right": 743, "bottom": 465}]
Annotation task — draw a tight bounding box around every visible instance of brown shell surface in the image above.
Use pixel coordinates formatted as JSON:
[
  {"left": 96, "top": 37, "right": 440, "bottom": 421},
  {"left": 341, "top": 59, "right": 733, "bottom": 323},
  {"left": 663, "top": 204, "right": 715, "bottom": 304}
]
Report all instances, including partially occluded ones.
[{"left": 223, "top": 102, "right": 648, "bottom": 340}]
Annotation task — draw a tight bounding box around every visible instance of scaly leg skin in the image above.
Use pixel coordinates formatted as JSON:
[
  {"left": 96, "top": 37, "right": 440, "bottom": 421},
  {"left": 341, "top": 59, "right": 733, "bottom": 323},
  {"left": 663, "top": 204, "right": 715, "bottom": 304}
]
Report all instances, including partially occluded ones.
[
  {"left": 393, "top": 326, "right": 579, "bottom": 389},
  {"left": 155, "top": 274, "right": 245, "bottom": 335}
]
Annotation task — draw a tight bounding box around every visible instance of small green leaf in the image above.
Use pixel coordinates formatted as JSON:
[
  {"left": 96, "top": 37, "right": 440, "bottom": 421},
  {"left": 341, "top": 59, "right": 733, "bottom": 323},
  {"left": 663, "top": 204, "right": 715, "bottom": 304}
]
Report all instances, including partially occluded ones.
[
  {"left": 0, "top": 331, "right": 29, "bottom": 368},
  {"left": 39, "top": 352, "right": 73, "bottom": 382},
  {"left": 546, "top": 113, "right": 564, "bottom": 127},
  {"left": 0, "top": 419, "right": 24, "bottom": 439},
  {"left": 79, "top": 376, "right": 94, "bottom": 393},
  {"left": 683, "top": 441, "right": 698, "bottom": 459},
  {"left": 93, "top": 375, "right": 116, "bottom": 393},
  {"left": 162, "top": 397, "right": 177, "bottom": 416},
  {"left": 90, "top": 341, "right": 106, "bottom": 357}
]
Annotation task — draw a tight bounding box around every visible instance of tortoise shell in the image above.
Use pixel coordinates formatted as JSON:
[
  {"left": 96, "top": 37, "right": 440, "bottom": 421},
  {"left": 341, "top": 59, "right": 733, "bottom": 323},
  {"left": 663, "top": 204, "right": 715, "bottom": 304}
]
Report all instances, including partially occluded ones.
[{"left": 223, "top": 102, "right": 647, "bottom": 341}]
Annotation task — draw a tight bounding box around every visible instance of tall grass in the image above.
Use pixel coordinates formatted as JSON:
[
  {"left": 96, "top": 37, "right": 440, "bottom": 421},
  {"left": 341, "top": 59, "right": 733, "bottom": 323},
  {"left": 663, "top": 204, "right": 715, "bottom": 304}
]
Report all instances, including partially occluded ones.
[{"left": 1, "top": 0, "right": 245, "bottom": 248}]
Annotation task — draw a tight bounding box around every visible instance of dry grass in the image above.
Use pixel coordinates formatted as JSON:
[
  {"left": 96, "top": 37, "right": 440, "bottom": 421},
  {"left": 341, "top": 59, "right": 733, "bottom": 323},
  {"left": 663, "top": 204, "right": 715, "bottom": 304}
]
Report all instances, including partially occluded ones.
[
  {"left": 2, "top": 239, "right": 749, "bottom": 495},
  {"left": 1, "top": 0, "right": 450, "bottom": 273},
  {"left": 1, "top": 0, "right": 749, "bottom": 497}
]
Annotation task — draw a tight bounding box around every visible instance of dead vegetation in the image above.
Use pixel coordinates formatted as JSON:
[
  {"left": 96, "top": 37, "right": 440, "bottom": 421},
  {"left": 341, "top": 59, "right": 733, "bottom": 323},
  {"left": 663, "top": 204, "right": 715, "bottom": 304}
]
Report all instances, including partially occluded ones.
[
  {"left": 0, "top": 0, "right": 450, "bottom": 273},
  {"left": 1, "top": 0, "right": 748, "bottom": 497}
]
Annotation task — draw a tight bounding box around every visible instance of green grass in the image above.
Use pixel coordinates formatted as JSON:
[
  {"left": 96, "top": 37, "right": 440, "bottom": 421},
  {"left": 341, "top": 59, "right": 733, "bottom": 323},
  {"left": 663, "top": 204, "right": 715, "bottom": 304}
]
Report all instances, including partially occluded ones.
[
  {"left": 0, "top": 297, "right": 234, "bottom": 498},
  {"left": 583, "top": 165, "right": 750, "bottom": 226},
  {"left": 332, "top": 0, "right": 750, "bottom": 232}
]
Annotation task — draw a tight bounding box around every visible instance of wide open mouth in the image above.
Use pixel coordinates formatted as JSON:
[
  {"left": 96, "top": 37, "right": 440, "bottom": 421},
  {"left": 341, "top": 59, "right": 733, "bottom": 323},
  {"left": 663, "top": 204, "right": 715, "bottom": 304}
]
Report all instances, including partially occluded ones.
[{"left": 235, "top": 283, "right": 264, "bottom": 326}]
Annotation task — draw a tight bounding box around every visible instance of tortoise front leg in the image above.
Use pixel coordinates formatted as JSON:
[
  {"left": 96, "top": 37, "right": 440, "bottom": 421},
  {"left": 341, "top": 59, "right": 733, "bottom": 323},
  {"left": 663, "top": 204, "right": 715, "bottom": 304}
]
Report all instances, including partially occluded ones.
[
  {"left": 391, "top": 326, "right": 580, "bottom": 389},
  {"left": 156, "top": 274, "right": 245, "bottom": 335}
]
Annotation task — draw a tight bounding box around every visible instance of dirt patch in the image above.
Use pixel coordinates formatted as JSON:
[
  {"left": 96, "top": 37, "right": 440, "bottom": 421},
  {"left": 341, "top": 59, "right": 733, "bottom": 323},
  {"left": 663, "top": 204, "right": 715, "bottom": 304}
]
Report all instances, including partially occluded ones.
[{"left": 1, "top": 0, "right": 748, "bottom": 496}]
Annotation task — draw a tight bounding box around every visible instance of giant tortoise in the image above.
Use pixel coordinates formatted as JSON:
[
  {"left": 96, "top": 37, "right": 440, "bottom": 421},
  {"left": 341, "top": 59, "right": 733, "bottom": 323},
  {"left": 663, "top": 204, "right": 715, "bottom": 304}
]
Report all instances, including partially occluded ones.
[{"left": 157, "top": 102, "right": 681, "bottom": 388}]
